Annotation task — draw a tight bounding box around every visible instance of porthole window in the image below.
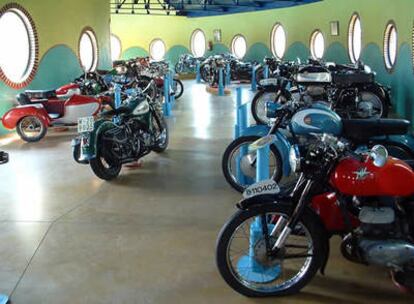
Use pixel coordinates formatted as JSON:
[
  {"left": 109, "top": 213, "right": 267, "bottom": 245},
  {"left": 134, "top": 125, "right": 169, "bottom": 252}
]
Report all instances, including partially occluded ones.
[
  {"left": 310, "top": 30, "right": 325, "bottom": 60},
  {"left": 0, "top": 4, "right": 38, "bottom": 88},
  {"left": 110, "top": 34, "right": 122, "bottom": 61},
  {"left": 79, "top": 29, "right": 98, "bottom": 72},
  {"left": 271, "top": 23, "right": 286, "bottom": 59},
  {"left": 231, "top": 35, "right": 247, "bottom": 59},
  {"left": 191, "top": 29, "right": 206, "bottom": 58},
  {"left": 384, "top": 22, "right": 398, "bottom": 70},
  {"left": 150, "top": 39, "right": 166, "bottom": 61},
  {"left": 348, "top": 14, "right": 362, "bottom": 63}
]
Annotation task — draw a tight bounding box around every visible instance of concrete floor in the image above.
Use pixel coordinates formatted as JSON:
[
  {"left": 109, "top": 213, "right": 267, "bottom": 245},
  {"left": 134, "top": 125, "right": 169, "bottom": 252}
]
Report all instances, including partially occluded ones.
[{"left": 0, "top": 80, "right": 412, "bottom": 303}]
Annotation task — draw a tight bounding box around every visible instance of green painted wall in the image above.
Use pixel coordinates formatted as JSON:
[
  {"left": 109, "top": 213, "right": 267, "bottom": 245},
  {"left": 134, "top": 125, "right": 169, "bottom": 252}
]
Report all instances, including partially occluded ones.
[
  {"left": 0, "top": 0, "right": 112, "bottom": 135},
  {"left": 112, "top": 0, "right": 414, "bottom": 122}
]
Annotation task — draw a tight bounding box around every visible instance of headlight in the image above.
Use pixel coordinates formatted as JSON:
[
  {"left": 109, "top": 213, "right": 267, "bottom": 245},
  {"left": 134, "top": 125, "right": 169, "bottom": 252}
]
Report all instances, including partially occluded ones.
[
  {"left": 289, "top": 145, "right": 301, "bottom": 173},
  {"left": 364, "top": 65, "right": 372, "bottom": 74},
  {"left": 133, "top": 100, "right": 150, "bottom": 115}
]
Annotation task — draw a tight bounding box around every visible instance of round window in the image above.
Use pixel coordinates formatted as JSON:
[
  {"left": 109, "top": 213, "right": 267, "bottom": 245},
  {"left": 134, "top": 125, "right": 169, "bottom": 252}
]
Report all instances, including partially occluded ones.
[
  {"left": 111, "top": 34, "right": 122, "bottom": 61},
  {"left": 0, "top": 4, "right": 38, "bottom": 88},
  {"left": 79, "top": 29, "right": 98, "bottom": 72},
  {"left": 191, "top": 29, "right": 206, "bottom": 58},
  {"left": 150, "top": 39, "right": 166, "bottom": 61},
  {"left": 348, "top": 14, "right": 362, "bottom": 63},
  {"left": 271, "top": 24, "right": 286, "bottom": 59},
  {"left": 310, "top": 30, "right": 325, "bottom": 60},
  {"left": 384, "top": 22, "right": 398, "bottom": 70},
  {"left": 231, "top": 35, "right": 247, "bottom": 59}
]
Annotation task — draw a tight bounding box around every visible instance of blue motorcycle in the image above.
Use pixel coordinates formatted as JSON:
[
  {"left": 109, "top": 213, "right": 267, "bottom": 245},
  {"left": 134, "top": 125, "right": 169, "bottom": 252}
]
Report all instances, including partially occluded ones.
[{"left": 222, "top": 100, "right": 414, "bottom": 192}]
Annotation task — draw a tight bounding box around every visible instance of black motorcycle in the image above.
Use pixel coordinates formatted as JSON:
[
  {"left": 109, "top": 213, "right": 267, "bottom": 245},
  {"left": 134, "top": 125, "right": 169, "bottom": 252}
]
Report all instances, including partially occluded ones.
[
  {"left": 175, "top": 54, "right": 205, "bottom": 74},
  {"left": 251, "top": 59, "right": 391, "bottom": 124}
]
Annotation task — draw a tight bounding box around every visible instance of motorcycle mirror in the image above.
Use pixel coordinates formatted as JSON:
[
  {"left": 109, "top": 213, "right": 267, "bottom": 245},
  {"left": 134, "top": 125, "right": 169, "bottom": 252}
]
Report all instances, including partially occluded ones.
[
  {"left": 249, "top": 135, "right": 277, "bottom": 152},
  {"left": 370, "top": 145, "right": 388, "bottom": 167}
]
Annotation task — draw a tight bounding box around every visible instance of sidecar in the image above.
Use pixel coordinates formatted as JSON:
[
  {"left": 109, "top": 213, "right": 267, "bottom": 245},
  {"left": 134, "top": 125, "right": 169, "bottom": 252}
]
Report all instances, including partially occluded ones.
[{"left": 1, "top": 90, "right": 102, "bottom": 143}]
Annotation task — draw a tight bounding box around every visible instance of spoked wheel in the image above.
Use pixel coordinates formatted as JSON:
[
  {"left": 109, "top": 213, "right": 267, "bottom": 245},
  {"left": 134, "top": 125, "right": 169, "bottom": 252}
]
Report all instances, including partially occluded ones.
[
  {"left": 173, "top": 79, "right": 184, "bottom": 99},
  {"left": 354, "top": 91, "right": 387, "bottom": 119},
  {"left": 16, "top": 116, "right": 47, "bottom": 142},
  {"left": 90, "top": 148, "right": 122, "bottom": 180},
  {"left": 251, "top": 91, "right": 283, "bottom": 125},
  {"left": 152, "top": 116, "right": 169, "bottom": 153},
  {"left": 216, "top": 204, "right": 324, "bottom": 297},
  {"left": 222, "top": 136, "right": 282, "bottom": 193}
]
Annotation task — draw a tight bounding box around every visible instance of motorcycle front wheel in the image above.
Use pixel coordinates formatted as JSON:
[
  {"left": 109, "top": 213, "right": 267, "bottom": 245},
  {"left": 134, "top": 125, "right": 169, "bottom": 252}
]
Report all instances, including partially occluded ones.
[
  {"left": 251, "top": 91, "right": 285, "bottom": 125},
  {"left": 174, "top": 79, "right": 184, "bottom": 99},
  {"left": 153, "top": 116, "right": 169, "bottom": 153},
  {"left": 222, "top": 136, "right": 282, "bottom": 193},
  {"left": 90, "top": 149, "right": 122, "bottom": 180},
  {"left": 216, "top": 203, "right": 324, "bottom": 297}
]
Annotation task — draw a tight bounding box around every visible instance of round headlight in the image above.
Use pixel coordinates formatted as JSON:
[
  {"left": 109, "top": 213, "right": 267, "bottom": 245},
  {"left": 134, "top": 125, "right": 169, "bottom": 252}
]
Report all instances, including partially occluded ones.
[{"left": 289, "top": 145, "right": 301, "bottom": 173}]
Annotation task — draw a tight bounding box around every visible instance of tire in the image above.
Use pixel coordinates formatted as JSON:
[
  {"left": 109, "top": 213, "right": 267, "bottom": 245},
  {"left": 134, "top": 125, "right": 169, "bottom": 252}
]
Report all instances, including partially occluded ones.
[
  {"left": 174, "top": 79, "right": 184, "bottom": 99},
  {"left": 255, "top": 67, "right": 264, "bottom": 84},
  {"left": 216, "top": 203, "right": 325, "bottom": 297},
  {"left": 16, "top": 116, "right": 47, "bottom": 143},
  {"left": 251, "top": 90, "right": 280, "bottom": 125},
  {"left": 357, "top": 90, "right": 388, "bottom": 119},
  {"left": 200, "top": 65, "right": 209, "bottom": 83},
  {"left": 222, "top": 136, "right": 283, "bottom": 193},
  {"left": 89, "top": 148, "right": 122, "bottom": 180},
  {"left": 153, "top": 116, "right": 169, "bottom": 153}
]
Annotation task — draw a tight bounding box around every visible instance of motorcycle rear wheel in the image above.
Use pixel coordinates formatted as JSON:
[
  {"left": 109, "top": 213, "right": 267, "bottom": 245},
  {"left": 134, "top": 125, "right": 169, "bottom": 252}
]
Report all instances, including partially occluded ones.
[
  {"left": 174, "top": 79, "right": 184, "bottom": 99},
  {"left": 216, "top": 203, "right": 324, "bottom": 297},
  {"left": 16, "top": 116, "right": 47, "bottom": 143},
  {"left": 90, "top": 150, "right": 122, "bottom": 180}
]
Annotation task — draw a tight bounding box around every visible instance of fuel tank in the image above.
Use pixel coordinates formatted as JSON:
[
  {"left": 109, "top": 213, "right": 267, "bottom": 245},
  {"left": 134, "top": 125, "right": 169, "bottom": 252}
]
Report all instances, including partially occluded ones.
[
  {"left": 330, "top": 157, "right": 414, "bottom": 197},
  {"left": 290, "top": 103, "right": 342, "bottom": 136}
]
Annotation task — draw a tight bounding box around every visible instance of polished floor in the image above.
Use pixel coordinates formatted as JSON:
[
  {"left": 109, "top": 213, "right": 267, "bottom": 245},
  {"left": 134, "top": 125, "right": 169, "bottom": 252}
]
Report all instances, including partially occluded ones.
[{"left": 0, "top": 81, "right": 412, "bottom": 303}]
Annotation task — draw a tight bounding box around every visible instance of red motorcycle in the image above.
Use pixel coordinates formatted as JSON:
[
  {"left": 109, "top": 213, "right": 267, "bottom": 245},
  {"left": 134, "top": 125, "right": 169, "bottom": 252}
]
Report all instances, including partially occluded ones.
[
  {"left": 1, "top": 89, "right": 109, "bottom": 142},
  {"left": 216, "top": 132, "right": 414, "bottom": 296}
]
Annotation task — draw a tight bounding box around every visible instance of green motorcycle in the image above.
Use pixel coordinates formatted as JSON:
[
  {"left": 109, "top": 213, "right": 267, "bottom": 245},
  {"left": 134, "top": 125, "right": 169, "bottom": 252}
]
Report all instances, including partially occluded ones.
[{"left": 72, "top": 91, "right": 168, "bottom": 180}]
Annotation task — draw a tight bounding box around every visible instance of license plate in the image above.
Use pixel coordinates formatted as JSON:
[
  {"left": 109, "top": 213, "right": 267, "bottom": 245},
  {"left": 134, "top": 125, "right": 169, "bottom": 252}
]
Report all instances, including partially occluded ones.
[
  {"left": 243, "top": 180, "right": 280, "bottom": 199},
  {"left": 77, "top": 116, "right": 94, "bottom": 133}
]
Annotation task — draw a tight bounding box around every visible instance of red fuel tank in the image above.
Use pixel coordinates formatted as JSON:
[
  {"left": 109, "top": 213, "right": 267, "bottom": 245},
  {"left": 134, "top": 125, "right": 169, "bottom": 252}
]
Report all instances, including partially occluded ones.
[{"left": 330, "top": 157, "right": 414, "bottom": 197}]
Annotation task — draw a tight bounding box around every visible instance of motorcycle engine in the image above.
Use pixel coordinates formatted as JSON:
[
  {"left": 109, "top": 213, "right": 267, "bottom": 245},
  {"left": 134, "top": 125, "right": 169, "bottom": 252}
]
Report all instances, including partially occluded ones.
[
  {"left": 306, "top": 85, "right": 326, "bottom": 97},
  {"left": 342, "top": 205, "right": 414, "bottom": 269}
]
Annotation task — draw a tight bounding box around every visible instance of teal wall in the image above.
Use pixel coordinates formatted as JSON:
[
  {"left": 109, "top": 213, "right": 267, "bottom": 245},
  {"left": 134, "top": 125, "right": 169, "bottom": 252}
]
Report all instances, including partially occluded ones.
[{"left": 0, "top": 0, "right": 112, "bottom": 135}]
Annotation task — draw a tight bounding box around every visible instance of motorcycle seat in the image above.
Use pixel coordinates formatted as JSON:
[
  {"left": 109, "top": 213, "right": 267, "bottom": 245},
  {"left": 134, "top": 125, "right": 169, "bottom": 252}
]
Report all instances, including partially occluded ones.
[
  {"left": 24, "top": 90, "right": 57, "bottom": 100},
  {"left": 343, "top": 119, "right": 410, "bottom": 143}
]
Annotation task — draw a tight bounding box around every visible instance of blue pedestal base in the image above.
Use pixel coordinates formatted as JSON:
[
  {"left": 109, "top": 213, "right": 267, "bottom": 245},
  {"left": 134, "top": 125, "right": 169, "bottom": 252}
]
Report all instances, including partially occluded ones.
[
  {"left": 237, "top": 256, "right": 281, "bottom": 283},
  {"left": 0, "top": 294, "right": 8, "bottom": 304}
]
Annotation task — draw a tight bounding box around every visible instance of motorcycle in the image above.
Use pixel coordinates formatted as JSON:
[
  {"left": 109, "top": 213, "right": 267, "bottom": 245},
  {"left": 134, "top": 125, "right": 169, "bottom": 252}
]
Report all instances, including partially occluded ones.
[
  {"left": 228, "top": 58, "right": 255, "bottom": 83},
  {"left": 1, "top": 90, "right": 111, "bottom": 142},
  {"left": 175, "top": 54, "right": 205, "bottom": 74},
  {"left": 72, "top": 88, "right": 169, "bottom": 180},
  {"left": 251, "top": 60, "right": 391, "bottom": 124},
  {"left": 254, "top": 57, "right": 281, "bottom": 83},
  {"left": 223, "top": 98, "right": 414, "bottom": 192},
  {"left": 216, "top": 134, "right": 414, "bottom": 296}
]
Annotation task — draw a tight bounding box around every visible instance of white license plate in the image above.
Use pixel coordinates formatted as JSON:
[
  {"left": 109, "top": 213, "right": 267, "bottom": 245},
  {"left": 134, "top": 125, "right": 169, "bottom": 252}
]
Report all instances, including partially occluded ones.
[
  {"left": 77, "top": 116, "right": 94, "bottom": 133},
  {"left": 243, "top": 180, "right": 280, "bottom": 199}
]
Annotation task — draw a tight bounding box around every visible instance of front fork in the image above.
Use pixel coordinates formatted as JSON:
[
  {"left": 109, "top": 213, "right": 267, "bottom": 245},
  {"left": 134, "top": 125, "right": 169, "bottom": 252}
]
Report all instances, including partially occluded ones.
[{"left": 269, "top": 178, "right": 314, "bottom": 252}]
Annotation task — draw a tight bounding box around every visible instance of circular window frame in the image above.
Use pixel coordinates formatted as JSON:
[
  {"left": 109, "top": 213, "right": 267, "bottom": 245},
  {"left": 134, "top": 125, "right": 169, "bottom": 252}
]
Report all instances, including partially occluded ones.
[
  {"left": 270, "top": 23, "right": 287, "bottom": 60},
  {"left": 310, "top": 30, "right": 325, "bottom": 60},
  {"left": 231, "top": 34, "right": 247, "bottom": 59},
  {"left": 0, "top": 3, "right": 39, "bottom": 89},
  {"left": 78, "top": 27, "right": 99, "bottom": 72},
  {"left": 149, "top": 38, "right": 166, "bottom": 61},
  {"left": 190, "top": 29, "right": 206, "bottom": 58},
  {"left": 348, "top": 13, "right": 362, "bottom": 64},
  {"left": 384, "top": 21, "right": 398, "bottom": 72},
  {"left": 110, "top": 33, "right": 122, "bottom": 61}
]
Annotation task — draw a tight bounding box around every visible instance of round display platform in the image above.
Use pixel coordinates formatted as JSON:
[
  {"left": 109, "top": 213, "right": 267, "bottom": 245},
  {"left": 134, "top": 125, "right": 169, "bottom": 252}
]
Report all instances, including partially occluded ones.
[{"left": 205, "top": 85, "right": 231, "bottom": 96}]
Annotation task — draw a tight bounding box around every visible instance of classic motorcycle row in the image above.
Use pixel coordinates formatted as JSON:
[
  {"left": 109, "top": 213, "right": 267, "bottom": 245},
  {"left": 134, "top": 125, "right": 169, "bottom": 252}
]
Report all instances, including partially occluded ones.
[
  {"left": 1, "top": 56, "right": 181, "bottom": 143},
  {"left": 217, "top": 63, "right": 414, "bottom": 294}
]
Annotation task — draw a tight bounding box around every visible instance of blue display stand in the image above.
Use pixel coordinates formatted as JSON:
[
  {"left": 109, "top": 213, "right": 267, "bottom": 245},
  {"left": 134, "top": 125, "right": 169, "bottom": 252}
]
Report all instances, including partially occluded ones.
[
  {"left": 169, "top": 71, "right": 176, "bottom": 108},
  {"left": 237, "top": 139, "right": 281, "bottom": 283},
  {"left": 234, "top": 87, "right": 248, "bottom": 139},
  {"left": 113, "top": 84, "right": 122, "bottom": 124},
  {"left": 0, "top": 294, "right": 8, "bottom": 304},
  {"left": 163, "top": 74, "right": 171, "bottom": 117},
  {"left": 264, "top": 65, "right": 269, "bottom": 79},
  {"left": 251, "top": 65, "right": 257, "bottom": 91},
  {"left": 225, "top": 63, "right": 231, "bottom": 86},
  {"left": 218, "top": 68, "right": 225, "bottom": 96},
  {"left": 196, "top": 63, "right": 201, "bottom": 83}
]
